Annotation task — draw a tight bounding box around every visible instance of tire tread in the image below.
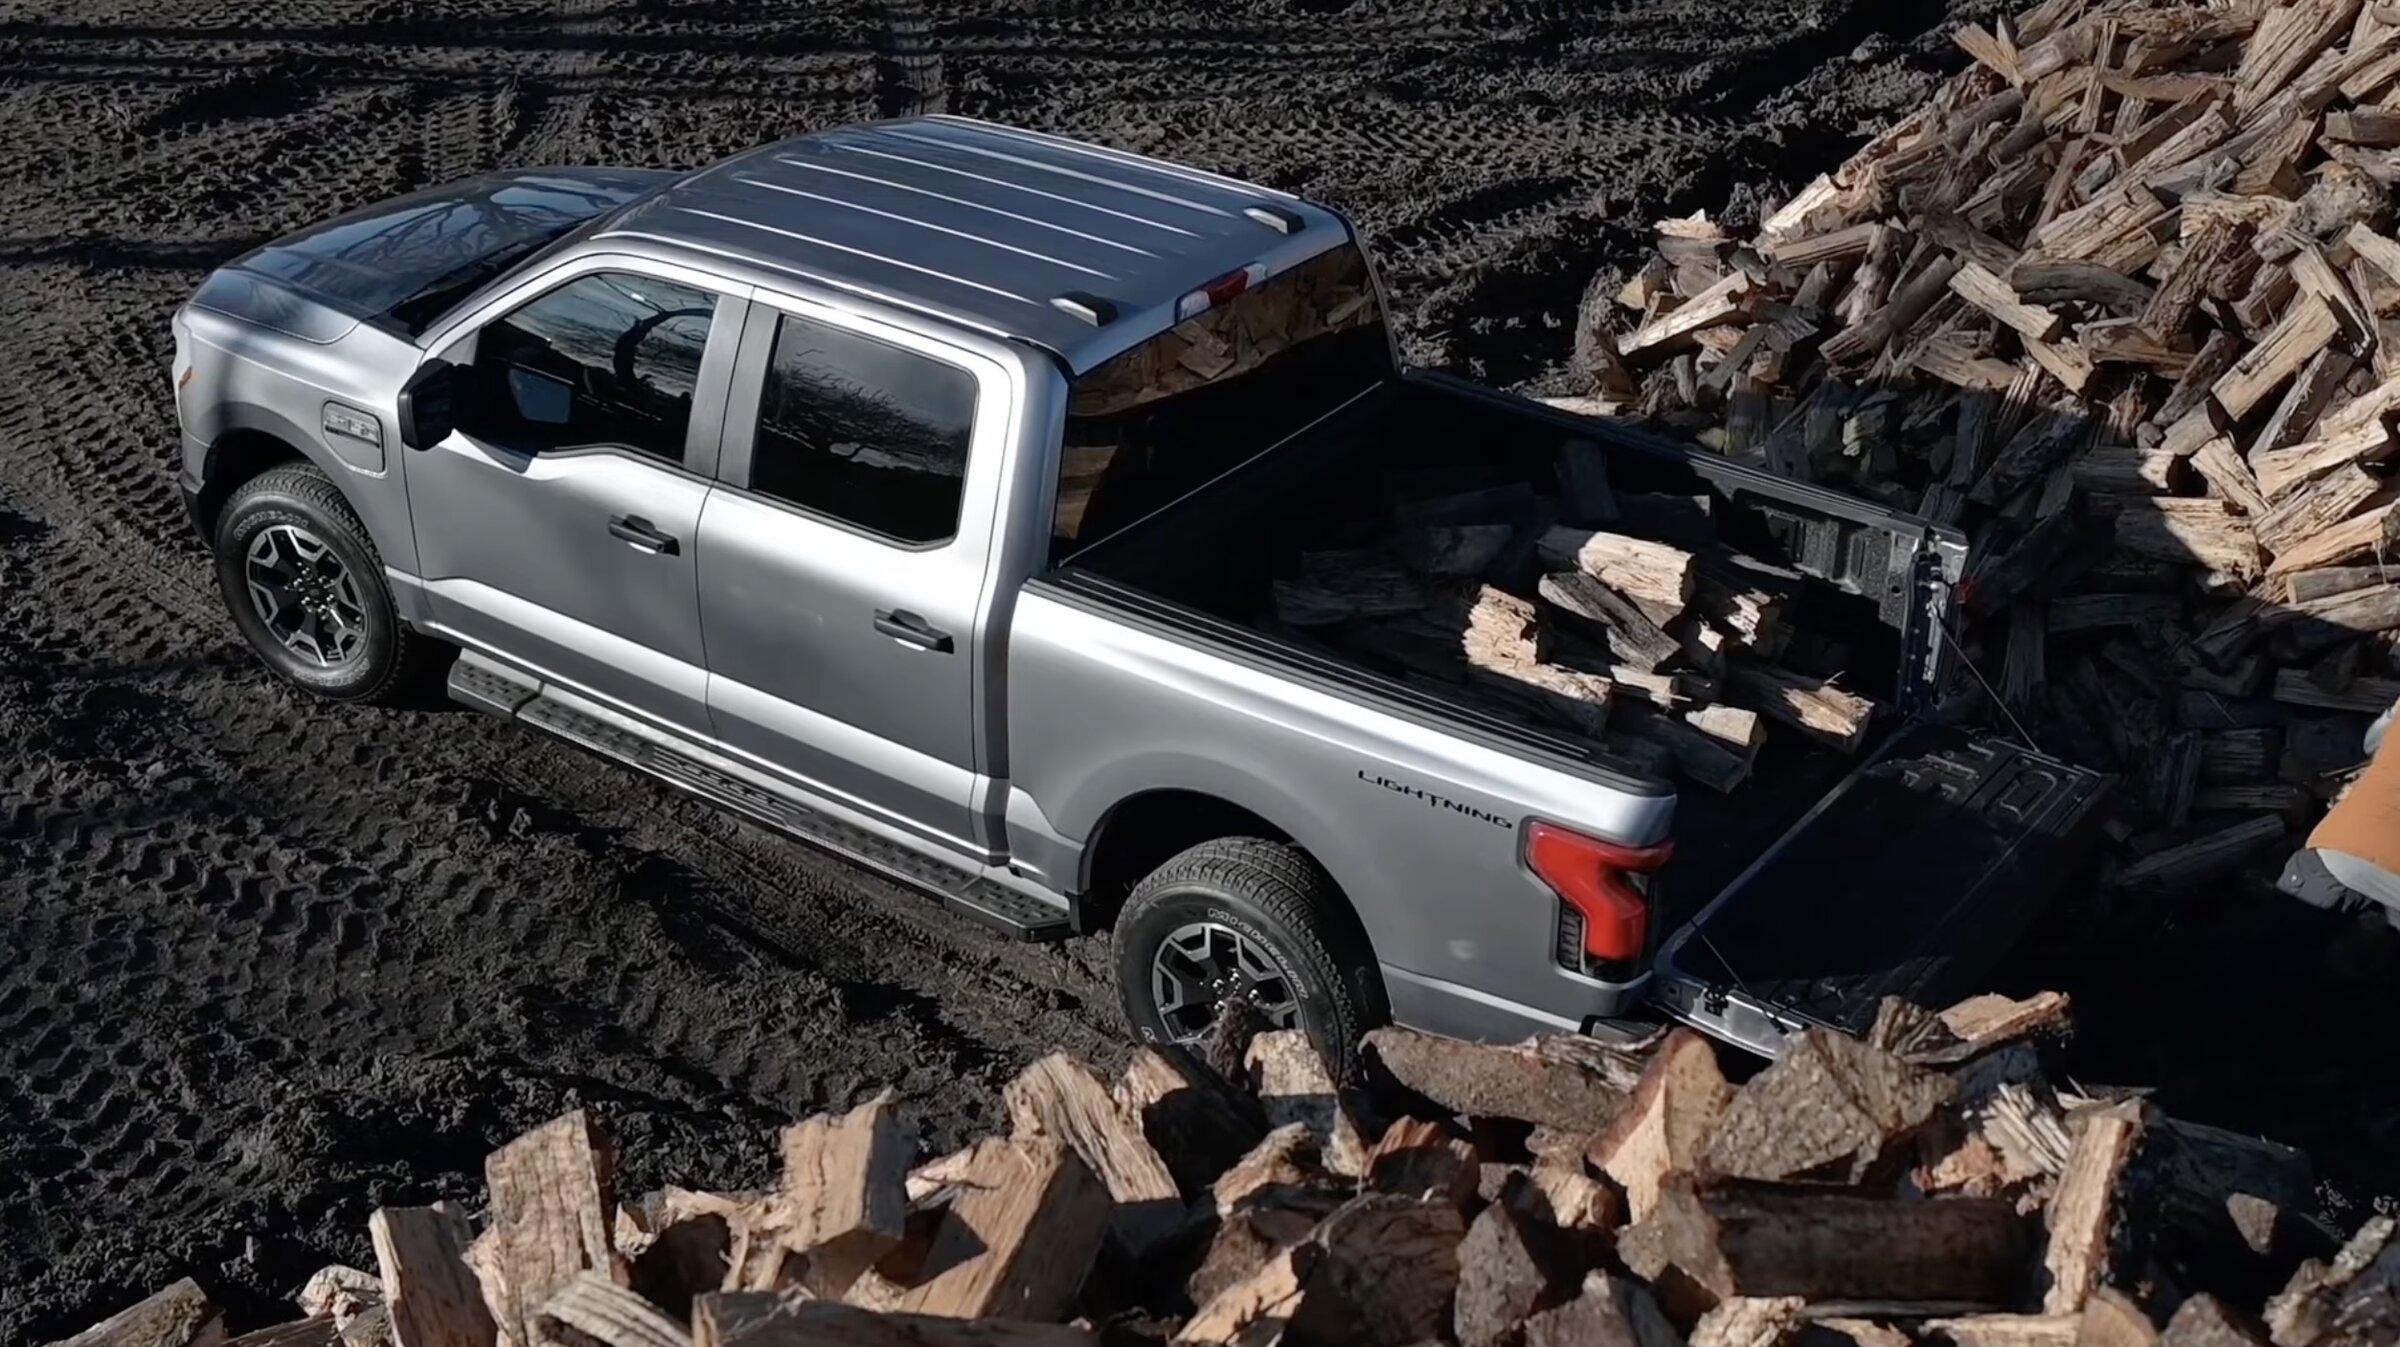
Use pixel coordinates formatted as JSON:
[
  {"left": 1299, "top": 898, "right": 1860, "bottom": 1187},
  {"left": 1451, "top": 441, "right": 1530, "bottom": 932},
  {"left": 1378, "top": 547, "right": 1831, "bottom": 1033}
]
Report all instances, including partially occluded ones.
[
  {"left": 217, "top": 463, "right": 443, "bottom": 704},
  {"left": 1120, "top": 837, "right": 1385, "bottom": 1076}
]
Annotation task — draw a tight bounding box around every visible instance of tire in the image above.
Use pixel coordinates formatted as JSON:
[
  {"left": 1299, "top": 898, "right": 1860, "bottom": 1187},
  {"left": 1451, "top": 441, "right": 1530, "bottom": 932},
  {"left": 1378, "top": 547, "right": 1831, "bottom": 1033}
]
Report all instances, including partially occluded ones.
[
  {"left": 1115, "top": 838, "right": 1387, "bottom": 1080},
  {"left": 212, "top": 463, "right": 443, "bottom": 704}
]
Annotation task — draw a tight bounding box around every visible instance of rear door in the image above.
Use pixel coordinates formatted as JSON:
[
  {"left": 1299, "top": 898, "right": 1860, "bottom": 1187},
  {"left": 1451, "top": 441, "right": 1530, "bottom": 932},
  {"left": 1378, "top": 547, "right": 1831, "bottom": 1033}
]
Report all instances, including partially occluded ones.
[
  {"left": 693, "top": 292, "right": 1019, "bottom": 856},
  {"left": 403, "top": 256, "right": 746, "bottom": 736}
]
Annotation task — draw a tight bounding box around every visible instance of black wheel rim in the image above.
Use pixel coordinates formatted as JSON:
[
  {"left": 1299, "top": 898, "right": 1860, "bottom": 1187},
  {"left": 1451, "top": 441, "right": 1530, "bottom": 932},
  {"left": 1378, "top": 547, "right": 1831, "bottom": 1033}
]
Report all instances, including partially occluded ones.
[
  {"left": 1149, "top": 920, "right": 1302, "bottom": 1044},
  {"left": 243, "top": 523, "right": 367, "bottom": 667}
]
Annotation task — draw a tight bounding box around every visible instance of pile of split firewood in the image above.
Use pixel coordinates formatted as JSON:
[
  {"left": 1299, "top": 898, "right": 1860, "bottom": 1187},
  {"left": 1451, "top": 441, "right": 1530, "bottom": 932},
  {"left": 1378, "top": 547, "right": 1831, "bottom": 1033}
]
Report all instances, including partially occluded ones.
[
  {"left": 1272, "top": 460, "right": 1872, "bottom": 794},
  {"left": 1573, "top": 0, "right": 2400, "bottom": 881},
  {"left": 57, "top": 993, "right": 2399, "bottom": 1347}
]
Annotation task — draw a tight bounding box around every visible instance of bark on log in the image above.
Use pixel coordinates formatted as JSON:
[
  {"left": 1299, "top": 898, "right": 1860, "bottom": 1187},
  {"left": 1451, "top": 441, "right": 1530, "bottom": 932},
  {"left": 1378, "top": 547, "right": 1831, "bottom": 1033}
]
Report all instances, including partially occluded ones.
[
  {"left": 1703, "top": 1028, "right": 1954, "bottom": 1184},
  {"left": 1364, "top": 1026, "right": 1643, "bottom": 1130},
  {"left": 1651, "top": 1177, "right": 2032, "bottom": 1302}
]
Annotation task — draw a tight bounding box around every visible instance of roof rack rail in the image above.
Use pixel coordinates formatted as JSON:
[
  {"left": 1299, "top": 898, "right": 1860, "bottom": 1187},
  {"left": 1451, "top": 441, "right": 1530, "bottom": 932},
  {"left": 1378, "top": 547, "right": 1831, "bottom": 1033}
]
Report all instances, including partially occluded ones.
[
  {"left": 1243, "top": 204, "right": 1304, "bottom": 235},
  {"left": 1049, "top": 291, "right": 1118, "bottom": 326}
]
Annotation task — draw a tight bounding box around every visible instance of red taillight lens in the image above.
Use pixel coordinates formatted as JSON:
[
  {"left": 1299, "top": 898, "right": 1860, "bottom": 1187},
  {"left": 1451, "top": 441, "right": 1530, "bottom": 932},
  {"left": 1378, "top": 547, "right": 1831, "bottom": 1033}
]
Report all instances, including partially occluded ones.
[{"left": 1523, "top": 820, "right": 1673, "bottom": 964}]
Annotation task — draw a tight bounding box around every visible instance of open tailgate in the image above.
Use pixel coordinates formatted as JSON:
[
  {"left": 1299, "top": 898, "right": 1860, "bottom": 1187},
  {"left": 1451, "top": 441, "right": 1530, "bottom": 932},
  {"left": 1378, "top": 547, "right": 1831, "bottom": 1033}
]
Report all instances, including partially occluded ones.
[{"left": 1652, "top": 721, "right": 2109, "bottom": 1056}]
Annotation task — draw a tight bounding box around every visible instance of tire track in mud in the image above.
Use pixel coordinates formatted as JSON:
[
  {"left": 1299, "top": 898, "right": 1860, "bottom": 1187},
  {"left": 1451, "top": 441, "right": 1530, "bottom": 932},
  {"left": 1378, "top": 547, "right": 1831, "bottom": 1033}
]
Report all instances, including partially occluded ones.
[{"left": 0, "top": 0, "right": 1988, "bottom": 1336}]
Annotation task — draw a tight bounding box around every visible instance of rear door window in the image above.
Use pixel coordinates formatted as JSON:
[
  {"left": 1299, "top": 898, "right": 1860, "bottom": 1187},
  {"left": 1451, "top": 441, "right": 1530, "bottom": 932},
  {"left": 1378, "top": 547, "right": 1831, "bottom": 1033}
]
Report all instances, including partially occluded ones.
[{"left": 746, "top": 313, "right": 979, "bottom": 545}]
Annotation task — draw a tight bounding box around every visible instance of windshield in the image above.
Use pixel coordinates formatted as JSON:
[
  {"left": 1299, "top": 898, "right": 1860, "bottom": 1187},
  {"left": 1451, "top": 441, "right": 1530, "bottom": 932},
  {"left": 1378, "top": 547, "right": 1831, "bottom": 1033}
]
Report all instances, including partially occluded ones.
[
  {"left": 1054, "top": 243, "right": 1391, "bottom": 559},
  {"left": 227, "top": 169, "right": 668, "bottom": 337}
]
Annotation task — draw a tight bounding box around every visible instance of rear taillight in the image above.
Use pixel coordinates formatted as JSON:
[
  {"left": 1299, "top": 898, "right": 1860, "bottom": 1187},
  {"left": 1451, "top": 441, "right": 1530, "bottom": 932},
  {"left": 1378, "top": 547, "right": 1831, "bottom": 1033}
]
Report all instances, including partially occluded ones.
[{"left": 1523, "top": 820, "right": 1673, "bottom": 970}]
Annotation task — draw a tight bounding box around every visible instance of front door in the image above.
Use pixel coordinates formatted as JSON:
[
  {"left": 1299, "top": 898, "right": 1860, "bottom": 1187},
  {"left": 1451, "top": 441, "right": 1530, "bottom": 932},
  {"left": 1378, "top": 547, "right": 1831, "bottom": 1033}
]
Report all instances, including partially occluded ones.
[
  {"left": 405, "top": 262, "right": 745, "bottom": 735},
  {"left": 695, "top": 296, "right": 1010, "bottom": 855}
]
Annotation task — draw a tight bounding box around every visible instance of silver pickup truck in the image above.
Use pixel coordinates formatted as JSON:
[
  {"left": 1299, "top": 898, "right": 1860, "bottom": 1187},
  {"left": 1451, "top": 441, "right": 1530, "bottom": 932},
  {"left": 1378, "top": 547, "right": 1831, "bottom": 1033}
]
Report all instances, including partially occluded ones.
[{"left": 172, "top": 116, "right": 2105, "bottom": 1067}]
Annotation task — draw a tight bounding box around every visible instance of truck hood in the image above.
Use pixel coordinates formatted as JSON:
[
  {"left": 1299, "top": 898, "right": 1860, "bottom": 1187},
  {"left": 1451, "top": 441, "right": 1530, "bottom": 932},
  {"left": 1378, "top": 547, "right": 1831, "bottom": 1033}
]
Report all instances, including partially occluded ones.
[{"left": 192, "top": 168, "right": 673, "bottom": 343}]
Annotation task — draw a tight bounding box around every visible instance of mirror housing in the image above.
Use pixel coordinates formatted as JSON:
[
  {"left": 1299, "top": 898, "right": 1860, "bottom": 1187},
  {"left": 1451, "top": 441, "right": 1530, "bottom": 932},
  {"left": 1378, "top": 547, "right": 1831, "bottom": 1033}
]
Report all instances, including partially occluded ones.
[{"left": 396, "top": 359, "right": 462, "bottom": 450}]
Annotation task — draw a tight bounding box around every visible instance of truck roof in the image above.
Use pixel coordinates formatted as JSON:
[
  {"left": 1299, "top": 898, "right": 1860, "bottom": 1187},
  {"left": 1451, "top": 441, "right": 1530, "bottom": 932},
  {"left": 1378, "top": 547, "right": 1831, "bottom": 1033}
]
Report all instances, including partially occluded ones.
[{"left": 593, "top": 116, "right": 1354, "bottom": 373}]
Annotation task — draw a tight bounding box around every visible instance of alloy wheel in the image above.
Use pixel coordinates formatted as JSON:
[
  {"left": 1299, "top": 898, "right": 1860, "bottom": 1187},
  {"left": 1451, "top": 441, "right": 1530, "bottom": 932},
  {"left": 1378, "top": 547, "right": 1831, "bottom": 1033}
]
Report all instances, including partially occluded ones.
[
  {"left": 1149, "top": 920, "right": 1302, "bottom": 1044},
  {"left": 243, "top": 523, "right": 367, "bottom": 667}
]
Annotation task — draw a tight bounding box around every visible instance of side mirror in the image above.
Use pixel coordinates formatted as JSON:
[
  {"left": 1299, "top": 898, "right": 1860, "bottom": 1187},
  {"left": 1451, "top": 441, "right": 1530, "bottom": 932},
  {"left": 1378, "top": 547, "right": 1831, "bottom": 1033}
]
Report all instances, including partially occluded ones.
[{"left": 396, "top": 359, "right": 463, "bottom": 451}]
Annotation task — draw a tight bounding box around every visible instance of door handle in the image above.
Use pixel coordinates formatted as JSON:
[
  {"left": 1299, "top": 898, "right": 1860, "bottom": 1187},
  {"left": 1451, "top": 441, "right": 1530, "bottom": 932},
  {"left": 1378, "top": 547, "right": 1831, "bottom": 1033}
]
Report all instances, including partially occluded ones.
[
  {"left": 874, "top": 608, "right": 954, "bottom": 653},
  {"left": 608, "top": 514, "right": 679, "bottom": 555}
]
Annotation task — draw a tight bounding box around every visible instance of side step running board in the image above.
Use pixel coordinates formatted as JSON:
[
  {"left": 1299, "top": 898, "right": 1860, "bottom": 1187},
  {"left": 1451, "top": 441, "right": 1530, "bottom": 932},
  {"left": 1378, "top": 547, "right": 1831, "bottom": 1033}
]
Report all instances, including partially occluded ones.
[{"left": 446, "top": 653, "right": 1073, "bottom": 941}]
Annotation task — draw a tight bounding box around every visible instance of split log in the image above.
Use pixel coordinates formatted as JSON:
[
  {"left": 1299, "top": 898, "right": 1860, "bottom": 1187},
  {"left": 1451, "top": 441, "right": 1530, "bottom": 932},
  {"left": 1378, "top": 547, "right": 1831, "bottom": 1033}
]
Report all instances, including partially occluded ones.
[
  {"left": 736, "top": 1096, "right": 912, "bottom": 1297},
  {"left": 2041, "top": 1102, "right": 2146, "bottom": 1313},
  {"left": 1541, "top": 570, "right": 1684, "bottom": 671},
  {"left": 1454, "top": 1200, "right": 1583, "bottom": 1347},
  {"left": 2213, "top": 294, "right": 2344, "bottom": 419},
  {"left": 1112, "top": 1047, "right": 1264, "bottom": 1200},
  {"left": 1626, "top": 711, "right": 1758, "bottom": 793},
  {"left": 1363, "top": 1117, "right": 1479, "bottom": 1210},
  {"left": 1363, "top": 1026, "right": 1645, "bottom": 1130},
  {"left": 1952, "top": 261, "right": 2066, "bottom": 341},
  {"left": 1703, "top": 1028, "right": 1953, "bottom": 1184},
  {"left": 223, "top": 1320, "right": 336, "bottom": 1347},
  {"left": 1590, "top": 1028, "right": 1733, "bottom": 1222},
  {"left": 2265, "top": 498, "right": 2400, "bottom": 575},
  {"left": 50, "top": 1280, "right": 225, "bottom": 1347},
  {"left": 1522, "top": 1273, "right": 1683, "bottom": 1347},
  {"left": 2077, "top": 1288, "right": 2162, "bottom": 1347},
  {"left": 370, "top": 1205, "right": 496, "bottom": 1347},
  {"left": 1651, "top": 1177, "right": 2033, "bottom": 1302},
  {"left": 694, "top": 1294, "right": 1093, "bottom": 1347},
  {"left": 1940, "top": 991, "right": 2073, "bottom": 1051},
  {"left": 1922, "top": 1315, "right": 2083, "bottom": 1347},
  {"left": 1536, "top": 528, "right": 1698, "bottom": 621},
  {"left": 1174, "top": 1245, "right": 1317, "bottom": 1347},
  {"left": 2114, "top": 499, "right": 2263, "bottom": 577},
  {"left": 2160, "top": 1295, "right": 2268, "bottom": 1347},
  {"left": 1000, "top": 1063, "right": 1185, "bottom": 1269},
  {"left": 1210, "top": 1123, "right": 1324, "bottom": 1217},
  {"left": 2256, "top": 465, "right": 2384, "bottom": 557},
  {"left": 2272, "top": 669, "right": 2400, "bottom": 713},
  {"left": 1245, "top": 1029, "right": 1372, "bottom": 1178},
  {"left": 885, "top": 1137, "right": 1109, "bottom": 1321},
  {"left": 2115, "top": 815, "right": 2289, "bottom": 888},
  {"left": 1690, "top": 1297, "right": 1810, "bottom": 1347},
  {"left": 1627, "top": 273, "right": 1755, "bottom": 358},
  {"left": 2264, "top": 1216, "right": 2400, "bottom": 1347},
  {"left": 469, "top": 1111, "right": 625, "bottom": 1347},
  {"left": 1727, "top": 664, "right": 1879, "bottom": 753},
  {"left": 536, "top": 1273, "right": 690, "bottom": 1347}
]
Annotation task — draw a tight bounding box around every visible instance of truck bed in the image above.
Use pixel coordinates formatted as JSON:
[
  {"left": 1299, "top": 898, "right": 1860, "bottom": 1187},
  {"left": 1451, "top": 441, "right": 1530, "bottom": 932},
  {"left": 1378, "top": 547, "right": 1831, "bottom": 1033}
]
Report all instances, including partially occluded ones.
[
  {"left": 1050, "top": 372, "right": 2108, "bottom": 1047},
  {"left": 1059, "top": 374, "right": 1947, "bottom": 898}
]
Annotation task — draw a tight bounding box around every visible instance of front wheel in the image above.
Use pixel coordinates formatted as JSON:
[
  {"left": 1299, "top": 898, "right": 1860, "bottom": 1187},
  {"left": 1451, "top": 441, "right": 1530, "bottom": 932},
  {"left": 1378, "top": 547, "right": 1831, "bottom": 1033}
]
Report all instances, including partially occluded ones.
[
  {"left": 1114, "top": 838, "right": 1387, "bottom": 1080},
  {"left": 212, "top": 463, "right": 442, "bottom": 704}
]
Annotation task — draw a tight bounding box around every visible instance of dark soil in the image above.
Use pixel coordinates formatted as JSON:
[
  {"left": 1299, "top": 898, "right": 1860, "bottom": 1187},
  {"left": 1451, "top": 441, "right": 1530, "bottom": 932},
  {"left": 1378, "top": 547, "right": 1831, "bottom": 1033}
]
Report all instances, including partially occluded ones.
[{"left": 3, "top": 0, "right": 2392, "bottom": 1341}]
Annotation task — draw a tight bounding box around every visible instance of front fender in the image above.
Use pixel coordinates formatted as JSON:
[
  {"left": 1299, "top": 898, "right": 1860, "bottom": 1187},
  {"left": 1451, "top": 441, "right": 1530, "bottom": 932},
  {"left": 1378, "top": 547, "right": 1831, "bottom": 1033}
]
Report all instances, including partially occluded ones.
[{"left": 182, "top": 310, "right": 423, "bottom": 576}]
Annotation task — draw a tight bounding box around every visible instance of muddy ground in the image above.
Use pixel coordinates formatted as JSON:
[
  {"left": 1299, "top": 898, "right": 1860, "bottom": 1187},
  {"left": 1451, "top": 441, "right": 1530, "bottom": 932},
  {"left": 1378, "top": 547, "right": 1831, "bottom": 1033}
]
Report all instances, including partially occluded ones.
[{"left": 3, "top": 0, "right": 2396, "bottom": 1339}]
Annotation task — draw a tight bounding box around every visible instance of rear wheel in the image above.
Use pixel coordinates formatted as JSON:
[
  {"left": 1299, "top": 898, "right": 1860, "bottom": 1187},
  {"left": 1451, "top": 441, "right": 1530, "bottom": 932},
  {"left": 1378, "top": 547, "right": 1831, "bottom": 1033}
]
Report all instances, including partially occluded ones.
[
  {"left": 1114, "top": 838, "right": 1386, "bottom": 1079},
  {"left": 213, "top": 464, "right": 442, "bottom": 703}
]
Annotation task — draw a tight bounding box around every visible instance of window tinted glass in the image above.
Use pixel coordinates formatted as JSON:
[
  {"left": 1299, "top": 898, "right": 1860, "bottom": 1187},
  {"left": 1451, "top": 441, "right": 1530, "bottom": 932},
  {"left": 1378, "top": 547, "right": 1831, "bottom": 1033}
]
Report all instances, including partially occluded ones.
[
  {"left": 1055, "top": 245, "right": 1388, "bottom": 560},
  {"left": 465, "top": 272, "right": 718, "bottom": 463},
  {"left": 234, "top": 169, "right": 668, "bottom": 335},
  {"left": 750, "top": 314, "right": 978, "bottom": 543}
]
